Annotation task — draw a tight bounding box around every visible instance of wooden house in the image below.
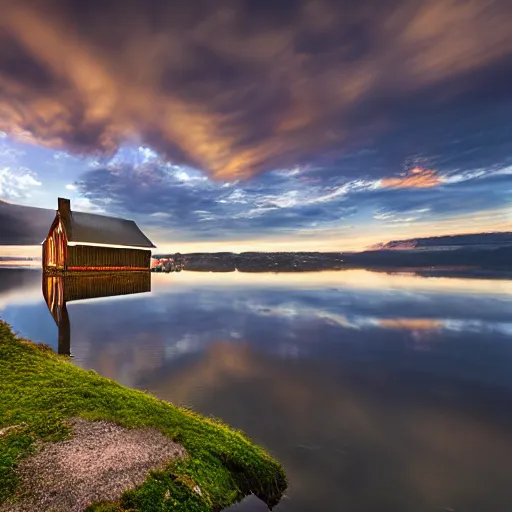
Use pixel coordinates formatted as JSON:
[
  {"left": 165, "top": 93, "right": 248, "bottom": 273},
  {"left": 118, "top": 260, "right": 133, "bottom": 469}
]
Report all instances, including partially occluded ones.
[{"left": 42, "top": 198, "right": 155, "bottom": 272}]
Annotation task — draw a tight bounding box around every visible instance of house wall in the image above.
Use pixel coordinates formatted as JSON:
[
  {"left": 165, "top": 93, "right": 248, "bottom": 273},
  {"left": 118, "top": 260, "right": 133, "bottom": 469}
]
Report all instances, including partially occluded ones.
[
  {"left": 66, "top": 244, "right": 151, "bottom": 270},
  {"left": 42, "top": 216, "right": 67, "bottom": 270}
]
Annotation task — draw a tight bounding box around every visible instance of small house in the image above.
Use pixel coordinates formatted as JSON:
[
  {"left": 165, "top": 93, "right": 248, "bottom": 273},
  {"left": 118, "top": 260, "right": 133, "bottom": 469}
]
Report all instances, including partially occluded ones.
[{"left": 42, "top": 198, "right": 156, "bottom": 272}]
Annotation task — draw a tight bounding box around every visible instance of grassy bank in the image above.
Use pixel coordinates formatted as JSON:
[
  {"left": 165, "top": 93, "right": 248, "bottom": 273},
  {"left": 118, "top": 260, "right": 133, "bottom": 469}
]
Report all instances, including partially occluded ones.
[{"left": 0, "top": 321, "right": 286, "bottom": 511}]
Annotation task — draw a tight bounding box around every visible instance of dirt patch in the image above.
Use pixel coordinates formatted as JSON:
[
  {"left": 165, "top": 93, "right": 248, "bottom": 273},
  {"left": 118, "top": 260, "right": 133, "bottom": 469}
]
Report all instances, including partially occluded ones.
[{"left": 1, "top": 418, "right": 187, "bottom": 512}]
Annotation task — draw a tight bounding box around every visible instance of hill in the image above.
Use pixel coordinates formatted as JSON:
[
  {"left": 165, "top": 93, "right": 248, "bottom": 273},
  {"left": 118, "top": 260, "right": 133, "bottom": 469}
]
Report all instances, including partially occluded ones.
[
  {"left": 0, "top": 200, "right": 55, "bottom": 245},
  {"left": 369, "top": 232, "right": 512, "bottom": 251}
]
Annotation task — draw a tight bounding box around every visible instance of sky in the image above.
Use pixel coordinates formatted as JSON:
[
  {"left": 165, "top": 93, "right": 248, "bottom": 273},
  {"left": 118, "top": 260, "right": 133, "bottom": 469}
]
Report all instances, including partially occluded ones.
[{"left": 0, "top": 0, "right": 511, "bottom": 254}]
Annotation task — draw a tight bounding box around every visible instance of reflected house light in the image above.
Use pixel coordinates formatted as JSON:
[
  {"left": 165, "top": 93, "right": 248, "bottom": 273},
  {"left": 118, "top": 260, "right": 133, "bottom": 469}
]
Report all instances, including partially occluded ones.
[{"left": 42, "top": 272, "right": 151, "bottom": 355}]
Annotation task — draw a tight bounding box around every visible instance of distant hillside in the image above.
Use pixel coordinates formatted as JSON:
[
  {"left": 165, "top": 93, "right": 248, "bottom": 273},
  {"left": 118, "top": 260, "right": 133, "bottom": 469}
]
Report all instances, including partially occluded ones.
[
  {"left": 369, "top": 232, "right": 512, "bottom": 251},
  {"left": 0, "top": 200, "right": 55, "bottom": 245},
  {"left": 153, "top": 247, "right": 512, "bottom": 273}
]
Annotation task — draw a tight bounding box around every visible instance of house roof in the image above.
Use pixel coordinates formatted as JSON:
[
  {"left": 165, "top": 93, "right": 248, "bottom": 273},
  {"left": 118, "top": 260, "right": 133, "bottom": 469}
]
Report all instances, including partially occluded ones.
[{"left": 65, "top": 211, "right": 156, "bottom": 248}]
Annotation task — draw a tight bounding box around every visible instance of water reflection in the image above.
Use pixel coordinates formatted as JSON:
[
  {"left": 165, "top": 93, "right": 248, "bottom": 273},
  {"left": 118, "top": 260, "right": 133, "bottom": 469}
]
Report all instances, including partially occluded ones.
[
  {"left": 1, "top": 269, "right": 512, "bottom": 511},
  {"left": 42, "top": 272, "right": 151, "bottom": 355},
  {"left": 157, "top": 341, "right": 512, "bottom": 512}
]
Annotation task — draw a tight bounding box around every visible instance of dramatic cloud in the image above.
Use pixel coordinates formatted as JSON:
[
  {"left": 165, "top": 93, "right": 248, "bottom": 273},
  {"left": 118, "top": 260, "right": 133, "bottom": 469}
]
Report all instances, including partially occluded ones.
[
  {"left": 1, "top": 0, "right": 511, "bottom": 250},
  {"left": 2, "top": 0, "right": 512, "bottom": 180},
  {"left": 0, "top": 166, "right": 41, "bottom": 201},
  {"left": 0, "top": 135, "right": 509, "bottom": 248},
  {"left": 380, "top": 168, "right": 442, "bottom": 189},
  {"left": 69, "top": 147, "right": 511, "bottom": 243}
]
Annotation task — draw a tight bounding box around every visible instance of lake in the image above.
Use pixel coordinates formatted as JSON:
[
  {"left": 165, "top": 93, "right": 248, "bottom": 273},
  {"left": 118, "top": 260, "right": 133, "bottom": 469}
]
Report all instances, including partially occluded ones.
[{"left": 1, "top": 267, "right": 512, "bottom": 512}]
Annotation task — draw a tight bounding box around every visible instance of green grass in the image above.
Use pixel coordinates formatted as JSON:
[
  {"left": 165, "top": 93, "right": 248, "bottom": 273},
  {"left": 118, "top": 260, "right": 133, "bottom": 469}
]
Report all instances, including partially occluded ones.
[{"left": 0, "top": 320, "right": 286, "bottom": 511}]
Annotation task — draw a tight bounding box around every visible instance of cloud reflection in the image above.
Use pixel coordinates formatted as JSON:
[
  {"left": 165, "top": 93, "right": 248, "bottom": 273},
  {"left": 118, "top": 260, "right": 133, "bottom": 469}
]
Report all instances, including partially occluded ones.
[{"left": 1, "top": 268, "right": 512, "bottom": 510}]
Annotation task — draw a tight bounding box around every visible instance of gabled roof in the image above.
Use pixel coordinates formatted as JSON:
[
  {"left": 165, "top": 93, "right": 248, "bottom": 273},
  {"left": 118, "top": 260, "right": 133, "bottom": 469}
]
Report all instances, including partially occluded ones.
[{"left": 66, "top": 211, "right": 156, "bottom": 249}]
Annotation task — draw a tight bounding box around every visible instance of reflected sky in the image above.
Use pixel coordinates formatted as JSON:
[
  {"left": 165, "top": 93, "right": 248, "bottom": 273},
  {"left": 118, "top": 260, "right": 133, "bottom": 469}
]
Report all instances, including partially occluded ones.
[{"left": 1, "top": 268, "right": 512, "bottom": 511}]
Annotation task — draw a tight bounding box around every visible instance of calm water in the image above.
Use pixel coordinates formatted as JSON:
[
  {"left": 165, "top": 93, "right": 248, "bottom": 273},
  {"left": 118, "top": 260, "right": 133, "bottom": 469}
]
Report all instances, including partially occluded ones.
[{"left": 1, "top": 268, "right": 512, "bottom": 512}]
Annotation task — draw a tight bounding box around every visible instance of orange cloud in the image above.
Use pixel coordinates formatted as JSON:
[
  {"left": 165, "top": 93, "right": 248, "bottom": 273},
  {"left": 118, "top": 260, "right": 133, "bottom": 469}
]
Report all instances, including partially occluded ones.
[
  {"left": 380, "top": 168, "right": 443, "bottom": 189},
  {"left": 1, "top": 0, "right": 512, "bottom": 179}
]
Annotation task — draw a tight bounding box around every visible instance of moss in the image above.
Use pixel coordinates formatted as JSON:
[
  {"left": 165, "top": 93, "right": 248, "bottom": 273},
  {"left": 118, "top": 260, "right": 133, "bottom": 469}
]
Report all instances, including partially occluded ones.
[
  {"left": 85, "top": 503, "right": 123, "bottom": 512},
  {"left": 0, "top": 320, "right": 287, "bottom": 511}
]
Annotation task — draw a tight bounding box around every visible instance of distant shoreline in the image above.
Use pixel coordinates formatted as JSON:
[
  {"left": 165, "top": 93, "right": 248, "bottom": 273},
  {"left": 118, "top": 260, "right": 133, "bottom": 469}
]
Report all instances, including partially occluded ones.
[{"left": 153, "top": 245, "right": 512, "bottom": 274}]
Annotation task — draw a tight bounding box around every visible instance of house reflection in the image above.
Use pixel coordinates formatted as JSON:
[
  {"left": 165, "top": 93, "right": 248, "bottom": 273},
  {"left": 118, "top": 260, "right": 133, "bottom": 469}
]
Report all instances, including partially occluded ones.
[{"left": 42, "top": 272, "right": 151, "bottom": 355}]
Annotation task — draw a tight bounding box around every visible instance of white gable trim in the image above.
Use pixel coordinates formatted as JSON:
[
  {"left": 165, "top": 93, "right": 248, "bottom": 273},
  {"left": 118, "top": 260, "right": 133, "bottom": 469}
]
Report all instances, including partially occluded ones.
[{"left": 67, "top": 241, "right": 153, "bottom": 250}]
